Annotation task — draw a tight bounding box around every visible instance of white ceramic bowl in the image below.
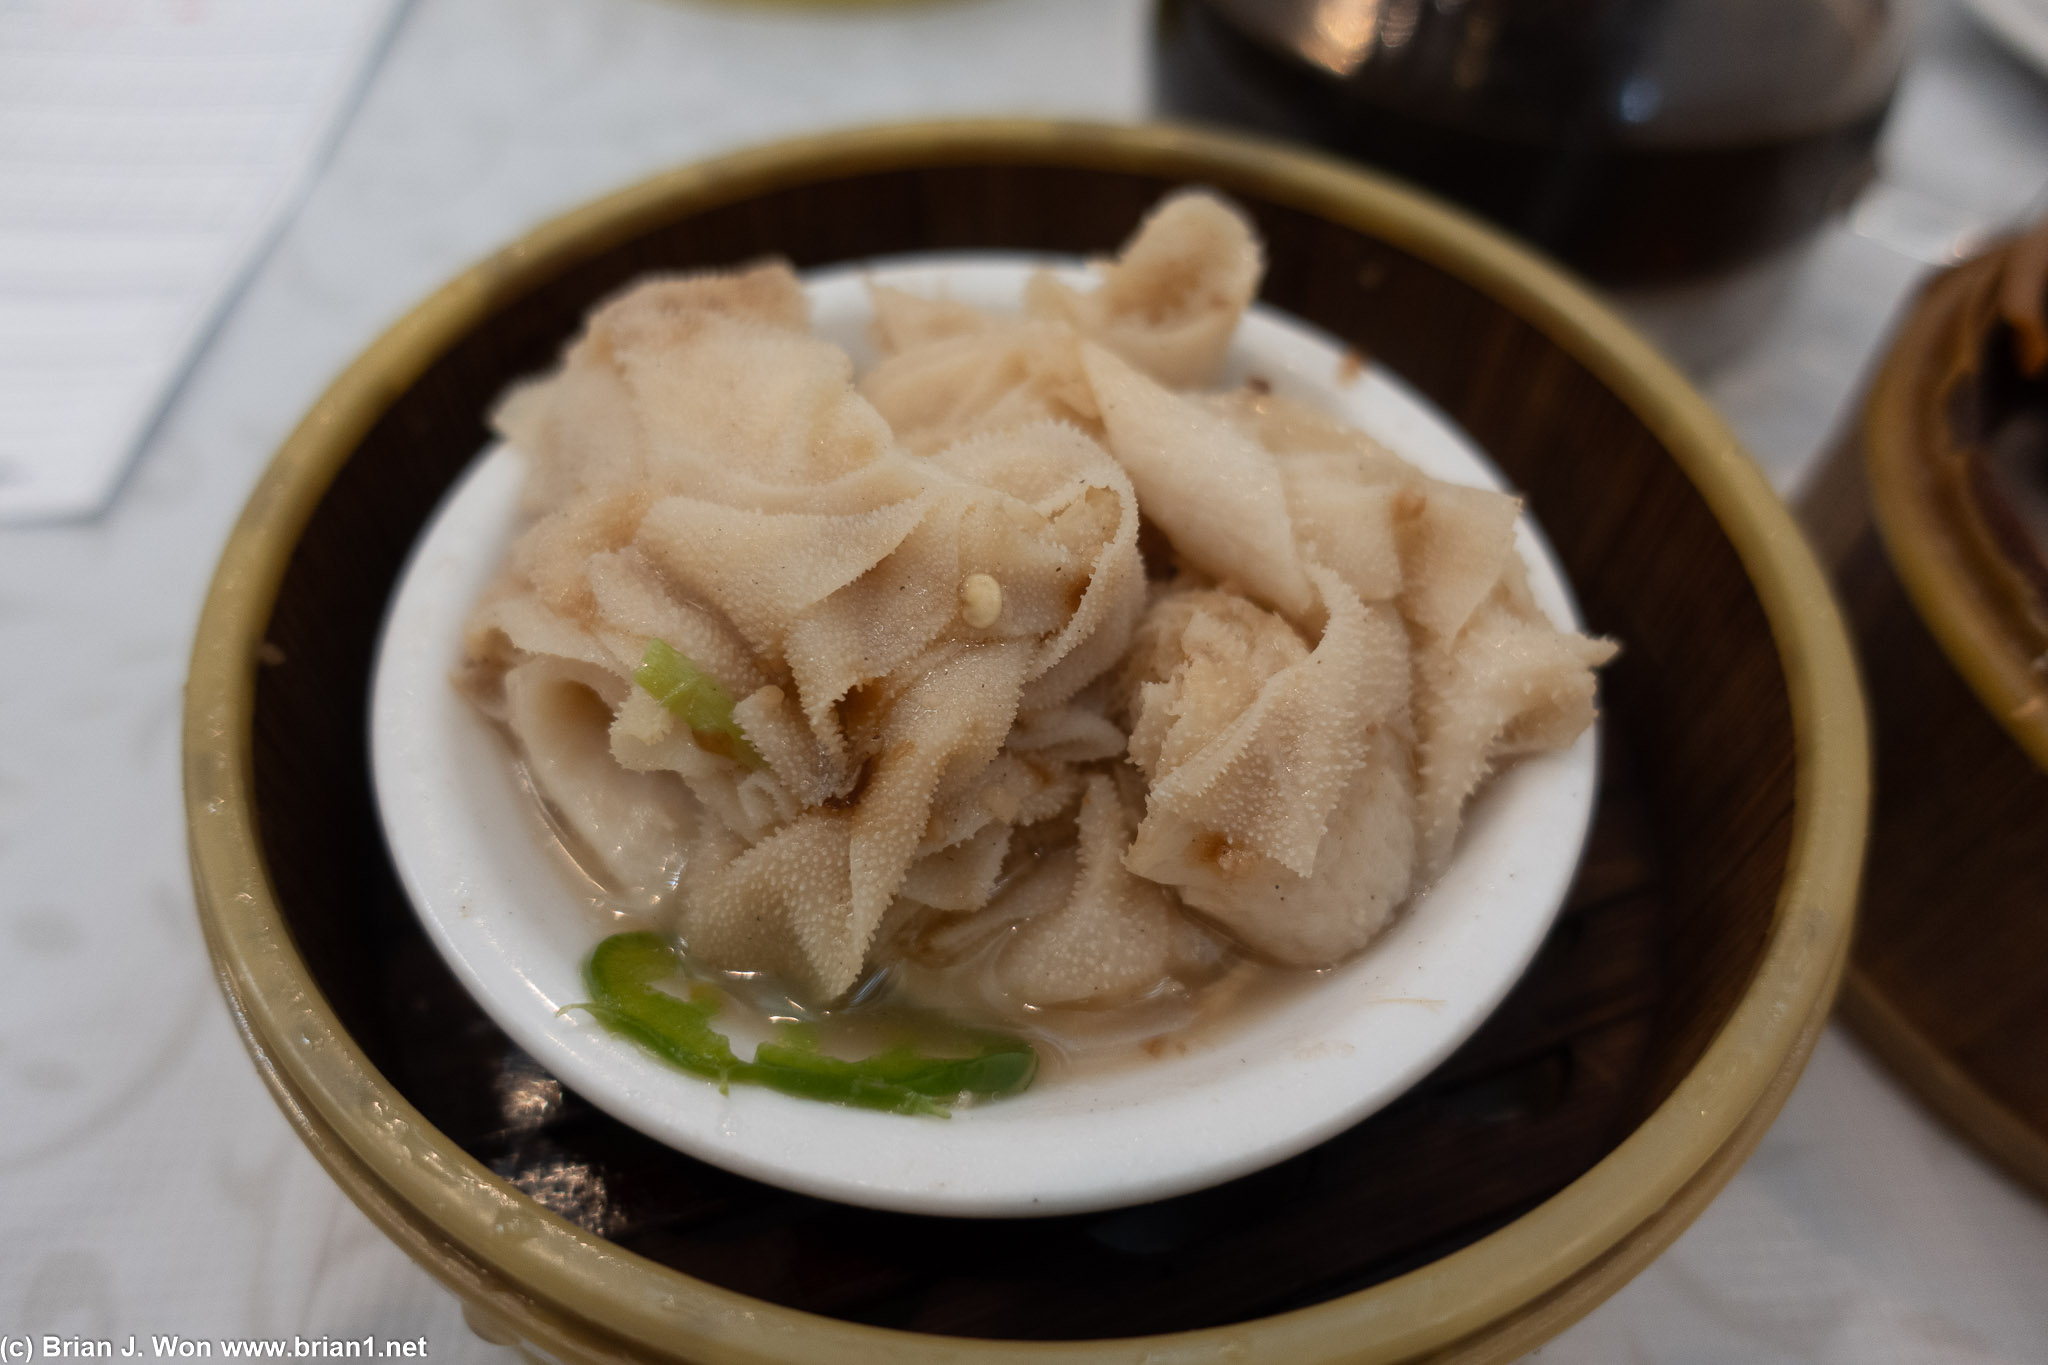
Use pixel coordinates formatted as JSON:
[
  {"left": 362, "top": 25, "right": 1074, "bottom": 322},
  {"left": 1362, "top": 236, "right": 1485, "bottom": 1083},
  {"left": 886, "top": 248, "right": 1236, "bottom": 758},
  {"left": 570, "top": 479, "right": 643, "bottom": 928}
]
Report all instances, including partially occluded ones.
[{"left": 370, "top": 257, "right": 1599, "bottom": 1218}]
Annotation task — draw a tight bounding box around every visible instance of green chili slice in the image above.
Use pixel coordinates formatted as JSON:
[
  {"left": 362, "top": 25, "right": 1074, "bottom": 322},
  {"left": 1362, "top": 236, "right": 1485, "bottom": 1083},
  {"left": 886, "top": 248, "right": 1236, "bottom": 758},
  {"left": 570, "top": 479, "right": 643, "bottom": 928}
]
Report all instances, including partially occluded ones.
[
  {"left": 575, "top": 932, "right": 1038, "bottom": 1117},
  {"left": 633, "top": 639, "right": 764, "bottom": 769}
]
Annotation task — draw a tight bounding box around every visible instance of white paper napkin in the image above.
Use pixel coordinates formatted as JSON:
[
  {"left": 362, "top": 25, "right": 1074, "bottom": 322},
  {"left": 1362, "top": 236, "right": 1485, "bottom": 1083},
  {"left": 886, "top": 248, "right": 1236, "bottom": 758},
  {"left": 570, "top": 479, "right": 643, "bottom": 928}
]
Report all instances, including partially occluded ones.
[{"left": 0, "top": 0, "right": 406, "bottom": 523}]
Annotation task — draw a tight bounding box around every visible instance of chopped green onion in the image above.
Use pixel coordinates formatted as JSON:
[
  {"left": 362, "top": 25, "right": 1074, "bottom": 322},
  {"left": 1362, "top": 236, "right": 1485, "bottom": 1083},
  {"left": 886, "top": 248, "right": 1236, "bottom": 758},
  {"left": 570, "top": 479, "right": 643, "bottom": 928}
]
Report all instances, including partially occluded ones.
[
  {"left": 571, "top": 932, "right": 1038, "bottom": 1117},
  {"left": 634, "top": 638, "right": 764, "bottom": 769}
]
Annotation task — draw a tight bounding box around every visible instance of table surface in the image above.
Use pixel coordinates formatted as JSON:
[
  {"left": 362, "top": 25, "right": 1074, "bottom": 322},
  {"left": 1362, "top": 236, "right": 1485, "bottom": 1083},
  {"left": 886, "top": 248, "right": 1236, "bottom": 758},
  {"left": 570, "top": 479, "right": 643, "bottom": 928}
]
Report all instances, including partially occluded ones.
[{"left": 4, "top": 2, "right": 2046, "bottom": 1361}]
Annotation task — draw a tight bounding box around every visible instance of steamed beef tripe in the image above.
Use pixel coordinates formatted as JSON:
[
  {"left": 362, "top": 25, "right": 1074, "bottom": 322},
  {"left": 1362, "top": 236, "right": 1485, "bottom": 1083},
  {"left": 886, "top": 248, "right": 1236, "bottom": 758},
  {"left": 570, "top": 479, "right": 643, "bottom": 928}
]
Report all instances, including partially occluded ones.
[
  {"left": 500, "top": 656, "right": 701, "bottom": 895},
  {"left": 630, "top": 414, "right": 1148, "bottom": 999},
  {"left": 1083, "top": 370, "right": 1612, "bottom": 965},
  {"left": 1409, "top": 560, "right": 1616, "bottom": 877},
  {"left": 680, "top": 640, "right": 1033, "bottom": 997},
  {"left": 460, "top": 185, "right": 1616, "bottom": 1045},
  {"left": 860, "top": 189, "right": 1262, "bottom": 454},
  {"left": 1024, "top": 189, "right": 1263, "bottom": 389},
  {"left": 860, "top": 309, "right": 1096, "bottom": 456},
  {"left": 1117, "top": 569, "right": 1419, "bottom": 965},
  {"left": 1084, "top": 342, "right": 1316, "bottom": 621},
  {"left": 884, "top": 772, "right": 1223, "bottom": 1009},
  {"left": 471, "top": 265, "right": 939, "bottom": 856},
  {"left": 494, "top": 263, "right": 818, "bottom": 513},
  {"left": 926, "top": 422, "right": 1147, "bottom": 711},
  {"left": 996, "top": 773, "right": 1215, "bottom": 1006},
  {"left": 1203, "top": 386, "right": 1618, "bottom": 881},
  {"left": 1211, "top": 385, "right": 1524, "bottom": 634},
  {"left": 461, "top": 269, "right": 1150, "bottom": 1001}
]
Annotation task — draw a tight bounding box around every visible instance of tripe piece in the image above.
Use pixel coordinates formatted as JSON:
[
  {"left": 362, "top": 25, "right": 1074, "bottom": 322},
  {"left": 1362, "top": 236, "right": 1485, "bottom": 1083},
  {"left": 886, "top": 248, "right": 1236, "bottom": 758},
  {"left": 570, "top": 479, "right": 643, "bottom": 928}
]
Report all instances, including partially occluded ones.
[{"left": 458, "top": 186, "right": 1614, "bottom": 1045}]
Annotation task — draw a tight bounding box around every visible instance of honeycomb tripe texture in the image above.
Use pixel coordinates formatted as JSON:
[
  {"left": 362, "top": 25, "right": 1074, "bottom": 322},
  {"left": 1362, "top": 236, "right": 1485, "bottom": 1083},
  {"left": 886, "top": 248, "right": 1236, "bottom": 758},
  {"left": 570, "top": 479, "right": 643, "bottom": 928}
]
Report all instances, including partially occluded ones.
[{"left": 458, "top": 188, "right": 1615, "bottom": 1010}]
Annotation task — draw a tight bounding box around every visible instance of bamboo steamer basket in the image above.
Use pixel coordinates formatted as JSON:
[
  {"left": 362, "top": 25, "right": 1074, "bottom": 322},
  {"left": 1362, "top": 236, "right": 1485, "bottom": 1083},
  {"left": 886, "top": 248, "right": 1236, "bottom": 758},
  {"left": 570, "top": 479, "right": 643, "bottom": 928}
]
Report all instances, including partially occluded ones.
[
  {"left": 1805, "top": 224, "right": 2048, "bottom": 1199},
  {"left": 185, "top": 121, "right": 1867, "bottom": 1364}
]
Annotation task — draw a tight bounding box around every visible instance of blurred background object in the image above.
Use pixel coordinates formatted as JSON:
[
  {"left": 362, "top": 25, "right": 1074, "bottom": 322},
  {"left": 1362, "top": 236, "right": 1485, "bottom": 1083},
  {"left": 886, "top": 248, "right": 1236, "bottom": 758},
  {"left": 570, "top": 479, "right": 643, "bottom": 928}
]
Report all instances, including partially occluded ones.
[
  {"left": 1154, "top": 0, "right": 1910, "bottom": 284},
  {"left": 1803, "top": 213, "right": 2048, "bottom": 1203}
]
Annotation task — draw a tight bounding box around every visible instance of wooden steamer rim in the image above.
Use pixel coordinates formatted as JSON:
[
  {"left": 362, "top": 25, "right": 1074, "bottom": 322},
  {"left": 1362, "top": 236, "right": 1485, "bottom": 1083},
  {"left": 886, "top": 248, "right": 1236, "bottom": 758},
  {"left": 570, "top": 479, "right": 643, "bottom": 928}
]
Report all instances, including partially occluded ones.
[
  {"left": 183, "top": 120, "right": 1869, "bottom": 1364},
  {"left": 1859, "top": 247, "right": 2048, "bottom": 771},
  {"left": 1840, "top": 241, "right": 2048, "bottom": 1198}
]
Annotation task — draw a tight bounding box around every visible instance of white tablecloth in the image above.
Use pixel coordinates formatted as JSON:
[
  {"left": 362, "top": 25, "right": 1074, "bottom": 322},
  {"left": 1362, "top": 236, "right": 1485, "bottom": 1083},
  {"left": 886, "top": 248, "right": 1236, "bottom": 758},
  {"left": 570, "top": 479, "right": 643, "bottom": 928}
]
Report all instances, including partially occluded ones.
[{"left": 3, "top": 1, "right": 2044, "bottom": 1360}]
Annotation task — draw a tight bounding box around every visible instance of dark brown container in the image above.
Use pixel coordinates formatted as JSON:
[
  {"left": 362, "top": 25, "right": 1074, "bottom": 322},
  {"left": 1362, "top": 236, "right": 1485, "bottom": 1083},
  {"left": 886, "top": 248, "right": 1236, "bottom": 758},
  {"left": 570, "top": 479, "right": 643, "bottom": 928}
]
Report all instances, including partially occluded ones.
[{"left": 1151, "top": 0, "right": 1901, "bottom": 284}]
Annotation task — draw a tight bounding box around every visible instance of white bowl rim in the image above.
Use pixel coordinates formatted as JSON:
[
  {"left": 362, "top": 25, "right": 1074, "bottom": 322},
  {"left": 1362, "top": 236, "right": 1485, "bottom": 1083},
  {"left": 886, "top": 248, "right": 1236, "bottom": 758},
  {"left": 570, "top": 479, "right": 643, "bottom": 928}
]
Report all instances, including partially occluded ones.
[{"left": 367, "top": 254, "right": 1601, "bottom": 1218}]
